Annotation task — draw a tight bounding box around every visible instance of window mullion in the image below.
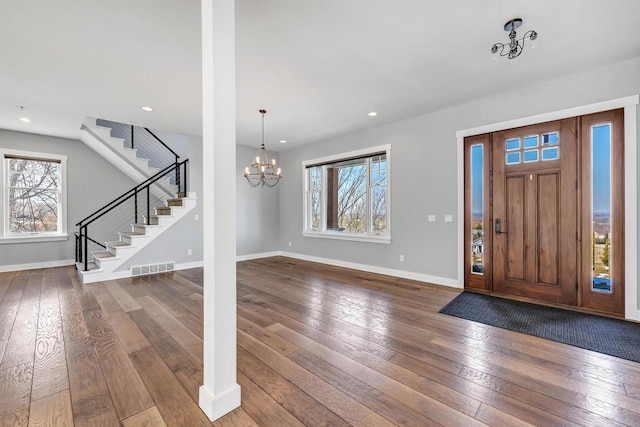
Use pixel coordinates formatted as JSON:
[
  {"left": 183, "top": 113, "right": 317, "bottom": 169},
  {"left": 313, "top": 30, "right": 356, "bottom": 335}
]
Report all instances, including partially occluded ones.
[
  {"left": 321, "top": 166, "right": 327, "bottom": 232},
  {"left": 366, "top": 158, "right": 372, "bottom": 234}
]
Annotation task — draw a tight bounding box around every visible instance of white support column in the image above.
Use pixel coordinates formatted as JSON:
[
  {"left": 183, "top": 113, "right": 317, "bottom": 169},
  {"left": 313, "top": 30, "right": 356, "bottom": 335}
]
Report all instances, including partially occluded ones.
[{"left": 199, "top": 0, "right": 241, "bottom": 421}]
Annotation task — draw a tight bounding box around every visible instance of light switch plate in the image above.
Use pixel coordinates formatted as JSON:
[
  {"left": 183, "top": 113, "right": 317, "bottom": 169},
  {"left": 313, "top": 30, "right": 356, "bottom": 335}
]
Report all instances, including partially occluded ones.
[{"left": 428, "top": 214, "right": 436, "bottom": 222}]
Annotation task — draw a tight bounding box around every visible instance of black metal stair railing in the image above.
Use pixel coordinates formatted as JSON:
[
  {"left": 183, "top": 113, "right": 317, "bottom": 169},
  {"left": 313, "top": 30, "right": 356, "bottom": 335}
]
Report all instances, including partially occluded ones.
[
  {"left": 75, "top": 159, "right": 189, "bottom": 272},
  {"left": 96, "top": 119, "right": 181, "bottom": 173}
]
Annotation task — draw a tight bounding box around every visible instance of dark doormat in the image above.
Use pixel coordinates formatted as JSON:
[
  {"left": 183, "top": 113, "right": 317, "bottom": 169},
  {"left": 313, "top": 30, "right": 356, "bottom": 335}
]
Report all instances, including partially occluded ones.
[{"left": 439, "top": 292, "right": 640, "bottom": 363}]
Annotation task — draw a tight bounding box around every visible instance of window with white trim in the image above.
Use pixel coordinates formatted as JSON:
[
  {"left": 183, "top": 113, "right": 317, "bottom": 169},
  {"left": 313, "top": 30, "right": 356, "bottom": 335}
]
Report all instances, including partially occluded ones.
[
  {"left": 303, "top": 145, "right": 390, "bottom": 243},
  {"left": 1, "top": 149, "right": 68, "bottom": 243}
]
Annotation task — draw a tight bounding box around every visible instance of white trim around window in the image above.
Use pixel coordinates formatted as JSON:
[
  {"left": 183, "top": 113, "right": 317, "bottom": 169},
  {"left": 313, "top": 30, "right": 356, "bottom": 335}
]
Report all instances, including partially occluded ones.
[
  {"left": 0, "top": 148, "right": 68, "bottom": 244},
  {"left": 302, "top": 144, "right": 391, "bottom": 244}
]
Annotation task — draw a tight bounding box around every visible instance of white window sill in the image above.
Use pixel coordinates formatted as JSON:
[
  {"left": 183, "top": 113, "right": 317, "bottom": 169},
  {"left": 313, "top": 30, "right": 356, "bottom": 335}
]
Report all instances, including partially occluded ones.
[
  {"left": 303, "top": 231, "right": 391, "bottom": 244},
  {"left": 0, "top": 234, "right": 69, "bottom": 245}
]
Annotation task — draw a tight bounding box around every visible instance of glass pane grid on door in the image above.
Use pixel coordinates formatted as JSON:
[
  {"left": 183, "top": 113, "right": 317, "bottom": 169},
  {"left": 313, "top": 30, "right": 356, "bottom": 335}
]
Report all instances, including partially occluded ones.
[{"left": 505, "top": 131, "right": 560, "bottom": 165}]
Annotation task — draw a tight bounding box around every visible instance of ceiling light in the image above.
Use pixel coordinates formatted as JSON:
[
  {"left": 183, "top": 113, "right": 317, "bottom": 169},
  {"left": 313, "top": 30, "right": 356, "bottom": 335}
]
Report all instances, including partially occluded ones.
[
  {"left": 244, "top": 109, "right": 282, "bottom": 187},
  {"left": 280, "top": 140, "right": 287, "bottom": 144},
  {"left": 141, "top": 106, "right": 153, "bottom": 112},
  {"left": 19, "top": 117, "right": 31, "bottom": 123},
  {"left": 491, "top": 18, "right": 537, "bottom": 61},
  {"left": 368, "top": 112, "right": 378, "bottom": 117}
]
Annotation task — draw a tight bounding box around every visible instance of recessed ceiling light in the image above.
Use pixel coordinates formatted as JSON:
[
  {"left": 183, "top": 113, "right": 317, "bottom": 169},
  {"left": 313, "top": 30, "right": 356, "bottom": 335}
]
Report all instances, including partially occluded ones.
[
  {"left": 19, "top": 117, "right": 31, "bottom": 123},
  {"left": 141, "top": 106, "right": 153, "bottom": 112},
  {"left": 368, "top": 112, "right": 378, "bottom": 117},
  {"left": 280, "top": 140, "right": 287, "bottom": 144}
]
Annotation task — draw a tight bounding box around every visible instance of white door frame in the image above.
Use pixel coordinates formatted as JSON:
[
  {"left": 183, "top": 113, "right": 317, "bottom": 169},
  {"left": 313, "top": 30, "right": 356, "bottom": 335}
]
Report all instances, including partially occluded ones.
[{"left": 456, "top": 95, "right": 639, "bottom": 320}]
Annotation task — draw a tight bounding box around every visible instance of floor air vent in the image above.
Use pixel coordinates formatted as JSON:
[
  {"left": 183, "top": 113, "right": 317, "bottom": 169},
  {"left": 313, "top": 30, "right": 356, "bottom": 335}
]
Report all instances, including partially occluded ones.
[{"left": 131, "top": 262, "right": 175, "bottom": 277}]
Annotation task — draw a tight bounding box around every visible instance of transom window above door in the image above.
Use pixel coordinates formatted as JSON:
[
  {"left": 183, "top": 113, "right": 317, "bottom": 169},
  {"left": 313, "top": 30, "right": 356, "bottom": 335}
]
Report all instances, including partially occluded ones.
[{"left": 505, "top": 131, "right": 560, "bottom": 165}]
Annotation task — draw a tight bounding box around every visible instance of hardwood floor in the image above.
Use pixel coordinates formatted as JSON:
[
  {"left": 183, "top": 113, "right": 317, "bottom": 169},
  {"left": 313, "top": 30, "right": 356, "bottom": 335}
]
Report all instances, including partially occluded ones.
[{"left": 1, "top": 256, "right": 639, "bottom": 426}]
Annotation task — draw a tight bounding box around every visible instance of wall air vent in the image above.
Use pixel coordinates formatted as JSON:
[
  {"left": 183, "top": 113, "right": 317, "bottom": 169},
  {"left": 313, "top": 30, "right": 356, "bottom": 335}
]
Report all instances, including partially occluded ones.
[{"left": 130, "top": 261, "right": 175, "bottom": 277}]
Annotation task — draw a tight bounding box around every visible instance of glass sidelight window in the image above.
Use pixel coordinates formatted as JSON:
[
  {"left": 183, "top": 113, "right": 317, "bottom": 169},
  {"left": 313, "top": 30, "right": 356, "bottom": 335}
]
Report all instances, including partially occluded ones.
[
  {"left": 470, "top": 144, "right": 484, "bottom": 274},
  {"left": 591, "top": 123, "right": 613, "bottom": 293}
]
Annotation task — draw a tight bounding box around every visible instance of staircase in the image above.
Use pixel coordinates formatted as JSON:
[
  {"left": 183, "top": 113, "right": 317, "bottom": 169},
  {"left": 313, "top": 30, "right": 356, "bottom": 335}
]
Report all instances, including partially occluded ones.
[
  {"left": 77, "top": 192, "right": 196, "bottom": 284},
  {"left": 77, "top": 118, "right": 194, "bottom": 284},
  {"left": 80, "top": 117, "right": 179, "bottom": 199}
]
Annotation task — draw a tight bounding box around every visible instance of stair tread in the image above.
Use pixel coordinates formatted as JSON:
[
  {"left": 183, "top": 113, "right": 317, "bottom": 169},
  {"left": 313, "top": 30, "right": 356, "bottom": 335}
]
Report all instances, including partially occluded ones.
[
  {"left": 92, "top": 251, "right": 116, "bottom": 259},
  {"left": 105, "top": 241, "right": 132, "bottom": 247},
  {"left": 119, "top": 231, "right": 146, "bottom": 237}
]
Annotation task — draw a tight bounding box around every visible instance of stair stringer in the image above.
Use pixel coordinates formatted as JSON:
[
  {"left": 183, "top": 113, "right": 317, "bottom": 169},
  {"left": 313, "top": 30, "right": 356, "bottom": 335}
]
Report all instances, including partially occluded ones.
[{"left": 78, "top": 194, "right": 197, "bottom": 284}]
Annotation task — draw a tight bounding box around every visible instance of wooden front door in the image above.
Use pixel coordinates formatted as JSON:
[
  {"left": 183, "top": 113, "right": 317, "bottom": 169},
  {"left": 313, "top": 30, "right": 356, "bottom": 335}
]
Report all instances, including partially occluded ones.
[{"left": 492, "top": 119, "right": 578, "bottom": 305}]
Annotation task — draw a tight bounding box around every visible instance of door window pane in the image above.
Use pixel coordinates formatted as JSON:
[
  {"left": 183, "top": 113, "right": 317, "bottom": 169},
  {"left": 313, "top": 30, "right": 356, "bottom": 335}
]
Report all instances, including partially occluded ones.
[
  {"left": 542, "top": 132, "right": 559, "bottom": 145},
  {"left": 506, "top": 152, "right": 521, "bottom": 165},
  {"left": 523, "top": 150, "right": 539, "bottom": 163},
  {"left": 541, "top": 147, "right": 559, "bottom": 161},
  {"left": 506, "top": 138, "right": 520, "bottom": 151},
  {"left": 523, "top": 135, "right": 538, "bottom": 148},
  {"left": 470, "top": 144, "right": 484, "bottom": 275},
  {"left": 591, "top": 124, "right": 612, "bottom": 293}
]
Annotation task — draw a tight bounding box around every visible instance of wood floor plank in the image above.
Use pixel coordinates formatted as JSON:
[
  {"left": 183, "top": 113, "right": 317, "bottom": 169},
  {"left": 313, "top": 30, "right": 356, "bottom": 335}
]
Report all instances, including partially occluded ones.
[
  {"left": 121, "top": 406, "right": 167, "bottom": 427},
  {"left": 128, "top": 308, "right": 203, "bottom": 403},
  {"left": 0, "top": 272, "right": 26, "bottom": 341},
  {"left": 0, "top": 362, "right": 33, "bottom": 427},
  {"left": 1, "top": 276, "right": 41, "bottom": 369},
  {"left": 0, "top": 340, "right": 6, "bottom": 366},
  {"left": 27, "top": 389, "right": 73, "bottom": 427},
  {"left": 58, "top": 289, "right": 89, "bottom": 342},
  {"left": 135, "top": 295, "right": 202, "bottom": 361},
  {"left": 626, "top": 383, "right": 640, "bottom": 400},
  {"left": 211, "top": 407, "right": 258, "bottom": 427},
  {"left": 83, "top": 308, "right": 153, "bottom": 420},
  {"left": 66, "top": 337, "right": 119, "bottom": 427},
  {"left": 290, "top": 349, "right": 440, "bottom": 426},
  {"left": 4, "top": 259, "right": 640, "bottom": 426},
  {"left": 238, "top": 330, "right": 395, "bottom": 427},
  {"left": 272, "top": 323, "right": 485, "bottom": 426},
  {"left": 475, "top": 403, "right": 535, "bottom": 427},
  {"left": 105, "top": 280, "right": 142, "bottom": 312},
  {"left": 237, "top": 370, "right": 305, "bottom": 427},
  {"left": 237, "top": 315, "right": 299, "bottom": 356},
  {"left": 238, "top": 346, "right": 349, "bottom": 426},
  {"left": 129, "top": 347, "right": 211, "bottom": 427},
  {"left": 390, "top": 351, "right": 583, "bottom": 426},
  {"left": 31, "top": 287, "right": 68, "bottom": 402},
  {"left": 93, "top": 283, "right": 151, "bottom": 354}
]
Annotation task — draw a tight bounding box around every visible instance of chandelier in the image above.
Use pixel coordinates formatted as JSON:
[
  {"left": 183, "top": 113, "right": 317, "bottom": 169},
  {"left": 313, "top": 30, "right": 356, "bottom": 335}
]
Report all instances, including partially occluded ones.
[
  {"left": 244, "top": 109, "right": 282, "bottom": 187},
  {"left": 491, "top": 18, "right": 537, "bottom": 60}
]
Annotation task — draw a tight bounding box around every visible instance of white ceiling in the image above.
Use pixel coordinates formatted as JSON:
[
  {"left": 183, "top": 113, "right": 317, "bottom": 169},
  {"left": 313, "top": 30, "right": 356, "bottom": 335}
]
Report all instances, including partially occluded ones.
[{"left": 2, "top": 0, "right": 640, "bottom": 151}]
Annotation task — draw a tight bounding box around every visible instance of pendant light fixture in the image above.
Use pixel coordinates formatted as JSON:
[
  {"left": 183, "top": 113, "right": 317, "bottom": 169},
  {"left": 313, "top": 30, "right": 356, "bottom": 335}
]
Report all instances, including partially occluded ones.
[
  {"left": 244, "top": 109, "right": 282, "bottom": 187},
  {"left": 491, "top": 18, "right": 537, "bottom": 61}
]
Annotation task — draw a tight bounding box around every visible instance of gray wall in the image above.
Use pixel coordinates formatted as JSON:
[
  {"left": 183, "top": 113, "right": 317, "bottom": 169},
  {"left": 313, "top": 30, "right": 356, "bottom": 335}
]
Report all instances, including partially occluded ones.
[
  {"left": 116, "top": 133, "right": 203, "bottom": 270},
  {"left": 0, "top": 130, "right": 136, "bottom": 267},
  {"left": 236, "top": 144, "right": 280, "bottom": 256},
  {"left": 278, "top": 56, "right": 640, "bottom": 296}
]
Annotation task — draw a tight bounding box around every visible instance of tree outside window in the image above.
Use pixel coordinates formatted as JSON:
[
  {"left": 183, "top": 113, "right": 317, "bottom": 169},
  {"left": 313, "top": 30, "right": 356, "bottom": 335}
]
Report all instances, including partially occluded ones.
[
  {"left": 6, "top": 157, "right": 61, "bottom": 233},
  {"left": 305, "top": 149, "right": 389, "bottom": 239}
]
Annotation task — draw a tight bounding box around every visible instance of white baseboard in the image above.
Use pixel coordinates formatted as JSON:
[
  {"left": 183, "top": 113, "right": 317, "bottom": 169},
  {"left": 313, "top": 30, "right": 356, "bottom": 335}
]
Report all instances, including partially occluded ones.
[
  {"left": 236, "top": 251, "right": 280, "bottom": 262},
  {"left": 199, "top": 383, "right": 241, "bottom": 421},
  {"left": 0, "top": 258, "right": 75, "bottom": 273},
  {"left": 276, "top": 251, "right": 460, "bottom": 289},
  {"left": 175, "top": 260, "right": 204, "bottom": 270}
]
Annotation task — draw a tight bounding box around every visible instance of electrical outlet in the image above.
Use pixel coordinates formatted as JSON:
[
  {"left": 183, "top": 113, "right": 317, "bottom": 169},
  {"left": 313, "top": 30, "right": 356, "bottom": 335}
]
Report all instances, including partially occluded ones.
[
  {"left": 289, "top": 241, "right": 292, "bottom": 247},
  {"left": 195, "top": 214, "right": 199, "bottom": 221},
  {"left": 428, "top": 214, "right": 436, "bottom": 222},
  {"left": 188, "top": 249, "right": 192, "bottom": 256},
  {"left": 445, "top": 214, "right": 453, "bottom": 223},
  {"left": 399, "top": 255, "right": 405, "bottom": 262}
]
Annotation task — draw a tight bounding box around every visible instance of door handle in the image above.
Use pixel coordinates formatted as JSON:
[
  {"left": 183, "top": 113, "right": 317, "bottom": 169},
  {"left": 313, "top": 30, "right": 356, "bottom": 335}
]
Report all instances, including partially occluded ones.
[{"left": 495, "top": 218, "right": 507, "bottom": 235}]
